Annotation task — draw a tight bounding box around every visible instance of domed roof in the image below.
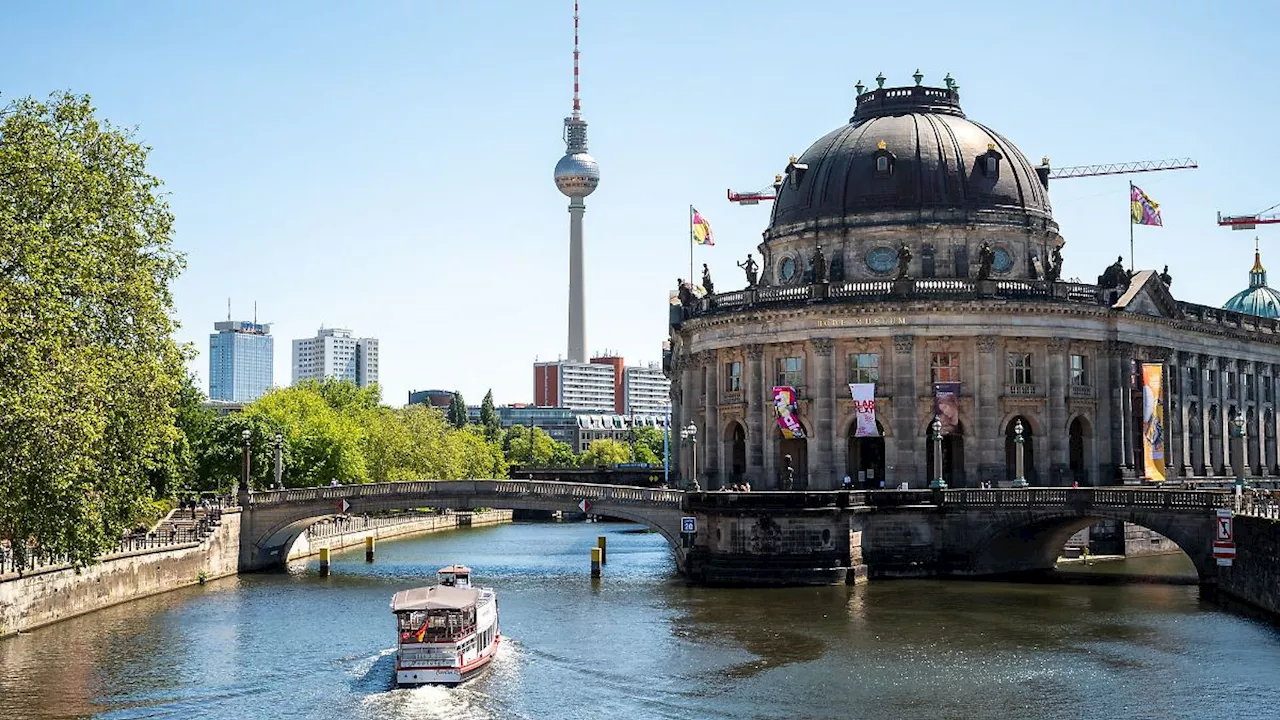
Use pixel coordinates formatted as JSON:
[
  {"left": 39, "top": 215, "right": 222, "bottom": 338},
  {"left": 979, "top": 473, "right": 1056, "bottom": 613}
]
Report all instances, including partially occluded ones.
[
  {"left": 1223, "top": 247, "right": 1280, "bottom": 318},
  {"left": 555, "top": 152, "right": 599, "bottom": 198},
  {"left": 768, "top": 81, "right": 1054, "bottom": 234}
]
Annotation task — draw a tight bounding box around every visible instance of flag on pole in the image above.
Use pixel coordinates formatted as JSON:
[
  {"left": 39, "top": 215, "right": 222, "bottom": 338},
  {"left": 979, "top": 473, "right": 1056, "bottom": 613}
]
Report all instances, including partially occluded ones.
[
  {"left": 691, "top": 206, "right": 715, "bottom": 246},
  {"left": 1130, "top": 184, "right": 1163, "bottom": 227}
]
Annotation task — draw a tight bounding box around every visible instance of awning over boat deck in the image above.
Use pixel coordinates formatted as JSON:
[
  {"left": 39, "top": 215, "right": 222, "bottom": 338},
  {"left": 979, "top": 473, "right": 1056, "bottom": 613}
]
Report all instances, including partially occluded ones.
[{"left": 391, "top": 585, "right": 479, "bottom": 612}]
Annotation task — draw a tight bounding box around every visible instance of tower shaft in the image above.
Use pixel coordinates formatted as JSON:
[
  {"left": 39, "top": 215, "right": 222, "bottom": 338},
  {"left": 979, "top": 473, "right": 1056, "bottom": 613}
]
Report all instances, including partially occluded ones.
[{"left": 567, "top": 198, "right": 586, "bottom": 362}]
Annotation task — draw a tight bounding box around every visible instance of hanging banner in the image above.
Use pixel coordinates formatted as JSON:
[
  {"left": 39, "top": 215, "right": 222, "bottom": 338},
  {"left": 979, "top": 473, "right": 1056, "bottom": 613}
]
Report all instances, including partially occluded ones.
[
  {"left": 1142, "top": 363, "right": 1166, "bottom": 482},
  {"left": 772, "top": 386, "right": 805, "bottom": 439},
  {"left": 849, "top": 383, "right": 878, "bottom": 437},
  {"left": 933, "top": 383, "right": 961, "bottom": 435}
]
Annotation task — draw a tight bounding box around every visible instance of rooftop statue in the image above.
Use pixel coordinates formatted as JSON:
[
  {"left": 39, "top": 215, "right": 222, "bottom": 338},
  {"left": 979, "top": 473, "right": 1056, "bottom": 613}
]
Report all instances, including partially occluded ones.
[
  {"left": 737, "top": 254, "right": 759, "bottom": 288},
  {"left": 976, "top": 242, "right": 995, "bottom": 280},
  {"left": 812, "top": 245, "right": 828, "bottom": 284},
  {"left": 896, "top": 242, "right": 913, "bottom": 280}
]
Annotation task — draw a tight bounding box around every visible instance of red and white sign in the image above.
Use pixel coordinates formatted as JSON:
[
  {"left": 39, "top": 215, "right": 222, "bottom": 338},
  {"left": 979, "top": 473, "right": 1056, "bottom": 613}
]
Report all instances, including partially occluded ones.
[
  {"left": 578, "top": 499, "right": 592, "bottom": 513},
  {"left": 339, "top": 499, "right": 351, "bottom": 513},
  {"left": 1216, "top": 508, "right": 1234, "bottom": 542}
]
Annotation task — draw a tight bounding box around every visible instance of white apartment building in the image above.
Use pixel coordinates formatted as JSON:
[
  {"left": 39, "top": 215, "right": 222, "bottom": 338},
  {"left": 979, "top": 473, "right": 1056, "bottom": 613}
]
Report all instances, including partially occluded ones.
[
  {"left": 624, "top": 363, "right": 671, "bottom": 415},
  {"left": 534, "top": 360, "right": 616, "bottom": 412},
  {"left": 292, "top": 327, "right": 380, "bottom": 388}
]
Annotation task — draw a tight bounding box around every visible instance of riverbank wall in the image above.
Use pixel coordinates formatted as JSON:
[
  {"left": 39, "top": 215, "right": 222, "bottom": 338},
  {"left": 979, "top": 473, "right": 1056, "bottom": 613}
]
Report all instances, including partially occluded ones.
[
  {"left": 0, "top": 509, "right": 242, "bottom": 638},
  {"left": 1217, "top": 514, "right": 1280, "bottom": 617},
  {"left": 287, "top": 510, "right": 513, "bottom": 560}
]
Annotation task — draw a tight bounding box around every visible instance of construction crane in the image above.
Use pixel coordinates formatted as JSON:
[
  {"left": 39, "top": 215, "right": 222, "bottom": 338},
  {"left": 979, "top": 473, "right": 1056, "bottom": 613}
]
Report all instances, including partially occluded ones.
[
  {"left": 1217, "top": 201, "right": 1280, "bottom": 230},
  {"left": 726, "top": 157, "right": 1198, "bottom": 205}
]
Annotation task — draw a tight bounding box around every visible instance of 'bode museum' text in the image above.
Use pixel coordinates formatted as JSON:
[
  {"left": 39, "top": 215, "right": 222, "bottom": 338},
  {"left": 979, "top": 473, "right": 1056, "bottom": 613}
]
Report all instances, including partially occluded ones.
[{"left": 666, "top": 77, "right": 1280, "bottom": 490}]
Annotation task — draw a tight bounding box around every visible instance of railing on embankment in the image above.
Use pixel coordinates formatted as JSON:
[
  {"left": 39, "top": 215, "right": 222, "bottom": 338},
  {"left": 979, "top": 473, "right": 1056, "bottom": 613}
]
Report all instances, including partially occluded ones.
[
  {"left": 248, "top": 480, "right": 684, "bottom": 510},
  {"left": 687, "top": 488, "right": 1234, "bottom": 512}
]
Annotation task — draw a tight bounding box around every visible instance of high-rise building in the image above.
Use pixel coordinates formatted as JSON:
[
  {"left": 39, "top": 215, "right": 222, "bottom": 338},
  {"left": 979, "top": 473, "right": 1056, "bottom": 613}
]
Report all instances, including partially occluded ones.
[
  {"left": 534, "top": 359, "right": 615, "bottom": 412},
  {"left": 292, "top": 327, "right": 380, "bottom": 388},
  {"left": 624, "top": 364, "right": 670, "bottom": 415},
  {"left": 208, "top": 320, "right": 274, "bottom": 402},
  {"left": 553, "top": 2, "right": 599, "bottom": 362}
]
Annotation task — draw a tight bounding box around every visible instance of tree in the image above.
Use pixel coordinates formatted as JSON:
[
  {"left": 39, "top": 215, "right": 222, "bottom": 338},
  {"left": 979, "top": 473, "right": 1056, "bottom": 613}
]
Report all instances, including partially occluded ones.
[
  {"left": 479, "top": 390, "right": 500, "bottom": 440},
  {"left": 0, "top": 93, "right": 187, "bottom": 567},
  {"left": 150, "top": 371, "right": 217, "bottom": 497},
  {"left": 310, "top": 377, "right": 380, "bottom": 414},
  {"left": 447, "top": 391, "right": 468, "bottom": 429},
  {"left": 630, "top": 426, "right": 666, "bottom": 466},
  {"left": 577, "top": 439, "right": 632, "bottom": 467},
  {"left": 196, "top": 413, "right": 286, "bottom": 493},
  {"left": 247, "top": 386, "right": 366, "bottom": 487}
]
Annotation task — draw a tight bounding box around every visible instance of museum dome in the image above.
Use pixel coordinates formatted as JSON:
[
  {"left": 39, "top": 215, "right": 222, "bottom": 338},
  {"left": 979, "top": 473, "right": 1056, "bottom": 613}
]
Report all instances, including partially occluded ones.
[
  {"left": 768, "top": 77, "right": 1055, "bottom": 235},
  {"left": 1223, "top": 248, "right": 1280, "bottom": 318}
]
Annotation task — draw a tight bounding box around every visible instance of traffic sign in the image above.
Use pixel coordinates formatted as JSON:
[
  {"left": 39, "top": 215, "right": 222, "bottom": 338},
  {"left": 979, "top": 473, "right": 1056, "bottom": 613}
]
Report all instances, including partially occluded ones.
[
  {"left": 339, "top": 499, "right": 350, "bottom": 513},
  {"left": 578, "top": 499, "right": 592, "bottom": 513},
  {"left": 681, "top": 516, "right": 697, "bottom": 534},
  {"left": 1213, "top": 541, "right": 1236, "bottom": 558},
  {"left": 1216, "top": 508, "right": 1234, "bottom": 542}
]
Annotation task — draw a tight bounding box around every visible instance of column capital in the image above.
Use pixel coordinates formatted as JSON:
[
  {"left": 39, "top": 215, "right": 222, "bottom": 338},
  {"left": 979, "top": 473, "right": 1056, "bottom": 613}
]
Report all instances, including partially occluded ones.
[
  {"left": 746, "top": 344, "right": 765, "bottom": 360},
  {"left": 697, "top": 350, "right": 718, "bottom": 367},
  {"left": 1179, "top": 351, "right": 1196, "bottom": 365},
  {"left": 1144, "top": 346, "right": 1173, "bottom": 362},
  {"left": 975, "top": 335, "right": 997, "bottom": 354},
  {"left": 1047, "top": 337, "right": 1070, "bottom": 352},
  {"left": 893, "top": 335, "right": 915, "bottom": 354},
  {"left": 812, "top": 337, "right": 835, "bottom": 357}
]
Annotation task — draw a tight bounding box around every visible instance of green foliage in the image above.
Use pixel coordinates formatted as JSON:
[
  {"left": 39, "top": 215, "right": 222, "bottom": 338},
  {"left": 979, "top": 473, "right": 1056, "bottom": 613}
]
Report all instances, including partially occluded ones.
[
  {"left": 479, "top": 390, "right": 500, "bottom": 440},
  {"left": 447, "top": 391, "right": 468, "bottom": 429},
  {"left": 196, "top": 413, "right": 285, "bottom": 493},
  {"left": 630, "top": 426, "right": 666, "bottom": 465},
  {"left": 247, "top": 385, "right": 367, "bottom": 487},
  {"left": 577, "top": 439, "right": 633, "bottom": 467},
  {"left": 503, "top": 425, "right": 575, "bottom": 467},
  {"left": 0, "top": 93, "right": 187, "bottom": 567}
]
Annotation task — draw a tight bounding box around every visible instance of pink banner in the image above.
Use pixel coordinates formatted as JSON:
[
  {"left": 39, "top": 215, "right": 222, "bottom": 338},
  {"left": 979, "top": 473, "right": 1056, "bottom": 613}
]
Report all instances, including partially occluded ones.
[
  {"left": 772, "top": 386, "right": 805, "bottom": 439},
  {"left": 933, "top": 383, "right": 960, "bottom": 435},
  {"left": 849, "top": 383, "right": 878, "bottom": 437}
]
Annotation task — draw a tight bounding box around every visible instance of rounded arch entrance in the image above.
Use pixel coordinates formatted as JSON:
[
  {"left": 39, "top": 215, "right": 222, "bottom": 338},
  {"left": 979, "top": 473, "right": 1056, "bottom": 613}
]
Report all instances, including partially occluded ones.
[
  {"left": 722, "top": 420, "right": 747, "bottom": 486},
  {"left": 847, "top": 420, "right": 886, "bottom": 488},
  {"left": 1005, "top": 415, "right": 1038, "bottom": 485},
  {"left": 1068, "top": 415, "right": 1093, "bottom": 486},
  {"left": 924, "top": 421, "right": 966, "bottom": 487},
  {"left": 778, "top": 416, "right": 811, "bottom": 490}
]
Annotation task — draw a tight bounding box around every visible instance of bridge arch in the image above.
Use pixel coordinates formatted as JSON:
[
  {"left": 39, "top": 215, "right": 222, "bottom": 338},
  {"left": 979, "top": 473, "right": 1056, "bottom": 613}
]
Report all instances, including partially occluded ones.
[
  {"left": 240, "top": 481, "right": 686, "bottom": 571},
  {"left": 964, "top": 507, "right": 1216, "bottom": 582}
]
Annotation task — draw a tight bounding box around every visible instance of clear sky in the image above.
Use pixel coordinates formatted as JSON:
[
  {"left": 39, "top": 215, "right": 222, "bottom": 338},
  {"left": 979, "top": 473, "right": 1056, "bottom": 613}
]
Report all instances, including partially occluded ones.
[{"left": 4, "top": 1, "right": 1278, "bottom": 407}]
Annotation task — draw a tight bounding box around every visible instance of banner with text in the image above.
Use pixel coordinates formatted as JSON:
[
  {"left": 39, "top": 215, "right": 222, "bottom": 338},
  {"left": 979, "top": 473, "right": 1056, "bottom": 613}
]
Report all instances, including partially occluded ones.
[
  {"left": 772, "top": 386, "right": 805, "bottom": 439},
  {"left": 1142, "top": 363, "right": 1166, "bottom": 482},
  {"left": 849, "top": 383, "right": 879, "bottom": 437},
  {"left": 933, "top": 383, "right": 961, "bottom": 436}
]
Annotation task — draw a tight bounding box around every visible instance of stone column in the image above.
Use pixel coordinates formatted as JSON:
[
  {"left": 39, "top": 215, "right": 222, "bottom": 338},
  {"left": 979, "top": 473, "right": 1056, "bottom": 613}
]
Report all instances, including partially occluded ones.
[
  {"left": 745, "top": 344, "right": 765, "bottom": 488},
  {"left": 812, "top": 337, "right": 836, "bottom": 490},
  {"left": 1120, "top": 345, "right": 1136, "bottom": 478},
  {"left": 1220, "top": 358, "right": 1234, "bottom": 475},
  {"left": 1047, "top": 337, "right": 1069, "bottom": 484},
  {"left": 761, "top": 346, "right": 779, "bottom": 488},
  {"left": 1177, "top": 353, "right": 1193, "bottom": 475},
  {"left": 1096, "top": 342, "right": 1115, "bottom": 482},
  {"left": 975, "top": 335, "right": 1000, "bottom": 483},
  {"left": 1200, "top": 355, "right": 1214, "bottom": 476},
  {"left": 701, "top": 351, "right": 719, "bottom": 488},
  {"left": 679, "top": 356, "right": 696, "bottom": 483},
  {"left": 892, "top": 335, "right": 919, "bottom": 487}
]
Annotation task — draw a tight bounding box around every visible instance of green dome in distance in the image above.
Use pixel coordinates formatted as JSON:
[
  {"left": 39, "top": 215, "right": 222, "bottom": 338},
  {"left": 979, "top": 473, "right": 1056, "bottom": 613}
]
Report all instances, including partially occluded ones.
[{"left": 1223, "top": 242, "right": 1280, "bottom": 318}]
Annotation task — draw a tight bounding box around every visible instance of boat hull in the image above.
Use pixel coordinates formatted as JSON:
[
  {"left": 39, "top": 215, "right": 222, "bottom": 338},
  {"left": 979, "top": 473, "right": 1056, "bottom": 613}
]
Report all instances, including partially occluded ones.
[{"left": 396, "top": 637, "right": 499, "bottom": 688}]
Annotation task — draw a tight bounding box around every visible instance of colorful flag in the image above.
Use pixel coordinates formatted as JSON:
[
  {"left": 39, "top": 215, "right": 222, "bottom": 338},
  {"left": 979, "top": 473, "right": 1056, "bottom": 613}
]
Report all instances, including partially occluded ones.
[
  {"left": 772, "top": 386, "right": 804, "bottom": 439},
  {"left": 1142, "top": 363, "right": 1166, "bottom": 482},
  {"left": 849, "top": 383, "right": 879, "bottom": 437},
  {"left": 1130, "top": 184, "right": 1163, "bottom": 227},
  {"left": 691, "top": 206, "right": 715, "bottom": 246}
]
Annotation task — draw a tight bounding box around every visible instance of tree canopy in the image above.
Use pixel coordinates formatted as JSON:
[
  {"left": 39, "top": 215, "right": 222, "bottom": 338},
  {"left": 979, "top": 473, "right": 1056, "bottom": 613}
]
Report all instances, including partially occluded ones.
[{"left": 0, "top": 93, "right": 187, "bottom": 566}]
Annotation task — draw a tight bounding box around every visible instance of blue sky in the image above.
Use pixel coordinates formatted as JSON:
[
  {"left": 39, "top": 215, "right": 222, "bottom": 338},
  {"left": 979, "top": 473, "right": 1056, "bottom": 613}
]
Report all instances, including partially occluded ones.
[{"left": 4, "top": 1, "right": 1277, "bottom": 407}]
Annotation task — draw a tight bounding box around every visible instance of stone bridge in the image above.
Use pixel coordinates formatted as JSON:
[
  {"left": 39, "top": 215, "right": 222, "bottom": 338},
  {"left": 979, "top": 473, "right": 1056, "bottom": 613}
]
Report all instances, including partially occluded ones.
[
  {"left": 237, "top": 481, "right": 1234, "bottom": 586},
  {"left": 238, "top": 480, "right": 685, "bottom": 571}
]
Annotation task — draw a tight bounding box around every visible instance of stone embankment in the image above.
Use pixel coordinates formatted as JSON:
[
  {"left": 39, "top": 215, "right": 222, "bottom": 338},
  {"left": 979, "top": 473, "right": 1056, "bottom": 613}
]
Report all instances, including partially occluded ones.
[
  {"left": 287, "top": 510, "right": 513, "bottom": 559},
  {"left": 1217, "top": 512, "right": 1280, "bottom": 616}
]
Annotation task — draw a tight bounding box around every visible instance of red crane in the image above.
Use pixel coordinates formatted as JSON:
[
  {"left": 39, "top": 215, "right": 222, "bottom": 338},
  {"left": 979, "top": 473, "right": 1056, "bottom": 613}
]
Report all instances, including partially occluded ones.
[
  {"left": 726, "top": 157, "right": 1198, "bottom": 205},
  {"left": 1217, "top": 202, "right": 1280, "bottom": 230}
]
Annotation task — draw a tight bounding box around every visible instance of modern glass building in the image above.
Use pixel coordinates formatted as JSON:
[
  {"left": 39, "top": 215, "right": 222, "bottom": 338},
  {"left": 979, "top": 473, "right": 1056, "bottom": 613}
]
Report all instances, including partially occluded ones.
[{"left": 209, "top": 320, "right": 274, "bottom": 402}]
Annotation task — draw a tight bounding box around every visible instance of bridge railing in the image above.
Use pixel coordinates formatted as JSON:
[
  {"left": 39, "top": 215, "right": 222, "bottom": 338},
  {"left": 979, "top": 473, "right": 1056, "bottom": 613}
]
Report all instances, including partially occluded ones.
[
  {"left": 248, "top": 480, "right": 683, "bottom": 509},
  {"left": 863, "top": 487, "right": 1233, "bottom": 510}
]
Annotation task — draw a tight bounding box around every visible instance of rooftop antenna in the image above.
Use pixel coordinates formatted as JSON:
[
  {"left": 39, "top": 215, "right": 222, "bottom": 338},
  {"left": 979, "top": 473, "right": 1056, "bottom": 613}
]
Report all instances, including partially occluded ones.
[
  {"left": 572, "top": 1, "right": 581, "bottom": 120},
  {"left": 254, "top": 301, "right": 258, "bottom": 324}
]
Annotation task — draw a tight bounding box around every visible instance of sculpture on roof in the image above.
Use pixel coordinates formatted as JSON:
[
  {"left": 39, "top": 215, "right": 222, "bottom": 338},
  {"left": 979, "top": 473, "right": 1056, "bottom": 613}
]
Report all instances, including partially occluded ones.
[
  {"left": 896, "top": 242, "right": 913, "bottom": 280},
  {"left": 976, "top": 242, "right": 995, "bottom": 280},
  {"left": 737, "top": 253, "right": 759, "bottom": 288}
]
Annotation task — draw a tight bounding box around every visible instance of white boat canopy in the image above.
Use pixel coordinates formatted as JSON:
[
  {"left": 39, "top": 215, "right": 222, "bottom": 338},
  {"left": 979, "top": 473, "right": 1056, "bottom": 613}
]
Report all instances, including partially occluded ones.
[{"left": 390, "top": 585, "right": 479, "bottom": 612}]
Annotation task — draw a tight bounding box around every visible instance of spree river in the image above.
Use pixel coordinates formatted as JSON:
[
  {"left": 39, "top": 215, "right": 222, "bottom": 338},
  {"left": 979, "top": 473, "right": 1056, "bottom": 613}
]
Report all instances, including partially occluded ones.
[{"left": 4, "top": 522, "right": 1280, "bottom": 720}]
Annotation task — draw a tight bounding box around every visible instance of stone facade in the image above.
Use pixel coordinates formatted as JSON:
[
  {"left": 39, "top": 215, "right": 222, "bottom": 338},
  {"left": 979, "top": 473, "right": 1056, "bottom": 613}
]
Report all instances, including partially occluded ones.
[
  {"left": 1216, "top": 514, "right": 1280, "bottom": 616},
  {"left": 668, "top": 274, "right": 1280, "bottom": 490}
]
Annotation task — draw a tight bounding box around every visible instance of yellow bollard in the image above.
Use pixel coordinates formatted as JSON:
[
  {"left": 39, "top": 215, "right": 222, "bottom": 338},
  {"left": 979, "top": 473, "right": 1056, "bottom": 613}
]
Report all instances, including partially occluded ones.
[
  {"left": 319, "top": 547, "right": 331, "bottom": 576},
  {"left": 365, "top": 535, "right": 375, "bottom": 563},
  {"left": 590, "top": 546, "right": 602, "bottom": 578},
  {"left": 597, "top": 535, "right": 607, "bottom": 565}
]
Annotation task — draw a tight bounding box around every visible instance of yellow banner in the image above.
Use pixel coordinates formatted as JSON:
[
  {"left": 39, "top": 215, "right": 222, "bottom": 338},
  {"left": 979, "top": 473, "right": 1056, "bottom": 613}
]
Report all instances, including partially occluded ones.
[{"left": 1142, "top": 363, "right": 1166, "bottom": 481}]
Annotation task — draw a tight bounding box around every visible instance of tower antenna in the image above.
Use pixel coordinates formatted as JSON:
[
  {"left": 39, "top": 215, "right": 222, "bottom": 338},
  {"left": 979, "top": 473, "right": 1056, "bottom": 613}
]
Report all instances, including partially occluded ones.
[
  {"left": 572, "top": 1, "right": 581, "bottom": 119},
  {"left": 227, "top": 298, "right": 231, "bottom": 321},
  {"left": 254, "top": 301, "right": 258, "bottom": 324}
]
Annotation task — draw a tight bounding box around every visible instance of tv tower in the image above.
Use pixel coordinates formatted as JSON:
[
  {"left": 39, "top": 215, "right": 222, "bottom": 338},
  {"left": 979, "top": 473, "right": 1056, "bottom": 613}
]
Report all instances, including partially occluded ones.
[{"left": 553, "top": 1, "right": 599, "bottom": 363}]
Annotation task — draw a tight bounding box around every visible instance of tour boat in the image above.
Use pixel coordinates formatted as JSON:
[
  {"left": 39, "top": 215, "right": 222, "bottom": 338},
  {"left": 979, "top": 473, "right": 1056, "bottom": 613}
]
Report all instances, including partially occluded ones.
[{"left": 390, "top": 565, "right": 500, "bottom": 687}]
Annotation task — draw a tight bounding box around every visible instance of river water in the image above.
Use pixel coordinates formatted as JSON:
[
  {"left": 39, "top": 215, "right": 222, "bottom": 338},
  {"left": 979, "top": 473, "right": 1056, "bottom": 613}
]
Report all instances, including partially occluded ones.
[{"left": 4, "top": 521, "right": 1280, "bottom": 720}]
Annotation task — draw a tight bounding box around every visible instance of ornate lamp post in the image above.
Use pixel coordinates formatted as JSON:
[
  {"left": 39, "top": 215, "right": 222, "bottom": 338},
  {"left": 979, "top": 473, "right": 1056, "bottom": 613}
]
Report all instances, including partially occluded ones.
[
  {"left": 237, "top": 428, "right": 252, "bottom": 506},
  {"left": 681, "top": 422, "right": 699, "bottom": 490},
  {"left": 273, "top": 433, "right": 284, "bottom": 490},
  {"left": 1232, "top": 411, "right": 1247, "bottom": 494},
  {"left": 929, "top": 415, "right": 947, "bottom": 490},
  {"left": 1011, "top": 419, "right": 1029, "bottom": 488}
]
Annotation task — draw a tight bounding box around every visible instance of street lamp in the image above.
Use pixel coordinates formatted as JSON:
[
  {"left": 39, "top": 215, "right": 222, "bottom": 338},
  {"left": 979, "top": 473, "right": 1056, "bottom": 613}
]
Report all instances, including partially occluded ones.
[
  {"left": 681, "top": 422, "right": 699, "bottom": 490},
  {"left": 273, "top": 433, "right": 284, "bottom": 490},
  {"left": 1011, "top": 419, "right": 1029, "bottom": 488},
  {"left": 1232, "top": 411, "right": 1247, "bottom": 494},
  {"left": 929, "top": 415, "right": 947, "bottom": 490},
  {"left": 238, "top": 428, "right": 251, "bottom": 505}
]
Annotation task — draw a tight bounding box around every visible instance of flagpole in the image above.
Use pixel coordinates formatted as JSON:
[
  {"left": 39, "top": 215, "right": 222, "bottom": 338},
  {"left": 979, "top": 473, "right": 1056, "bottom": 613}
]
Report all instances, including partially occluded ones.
[
  {"left": 689, "top": 204, "right": 695, "bottom": 289},
  {"left": 1129, "top": 181, "right": 1135, "bottom": 273}
]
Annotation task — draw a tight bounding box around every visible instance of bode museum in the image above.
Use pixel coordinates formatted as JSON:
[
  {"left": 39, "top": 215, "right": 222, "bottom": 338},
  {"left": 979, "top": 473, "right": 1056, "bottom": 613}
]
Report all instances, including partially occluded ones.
[{"left": 666, "top": 74, "right": 1280, "bottom": 490}]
